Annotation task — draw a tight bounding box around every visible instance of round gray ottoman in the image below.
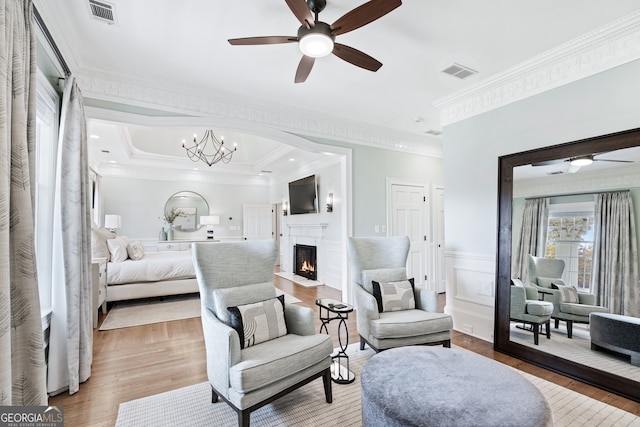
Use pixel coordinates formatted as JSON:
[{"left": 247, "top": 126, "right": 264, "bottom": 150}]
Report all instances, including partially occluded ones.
[{"left": 361, "top": 346, "right": 553, "bottom": 427}]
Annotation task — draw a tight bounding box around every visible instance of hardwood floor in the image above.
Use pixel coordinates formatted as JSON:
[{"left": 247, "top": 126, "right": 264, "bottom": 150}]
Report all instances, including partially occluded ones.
[{"left": 50, "top": 277, "right": 640, "bottom": 426}]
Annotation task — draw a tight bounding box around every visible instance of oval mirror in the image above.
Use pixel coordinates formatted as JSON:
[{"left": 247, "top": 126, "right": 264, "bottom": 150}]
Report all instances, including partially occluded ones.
[{"left": 164, "top": 191, "right": 209, "bottom": 232}]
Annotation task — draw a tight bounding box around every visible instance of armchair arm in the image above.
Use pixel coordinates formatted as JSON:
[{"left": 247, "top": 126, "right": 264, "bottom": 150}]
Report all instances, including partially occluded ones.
[
  {"left": 284, "top": 304, "right": 316, "bottom": 336},
  {"left": 201, "top": 308, "right": 241, "bottom": 397},
  {"left": 510, "top": 286, "right": 527, "bottom": 316},
  {"left": 524, "top": 286, "right": 539, "bottom": 300},
  {"left": 578, "top": 292, "right": 596, "bottom": 305},
  {"left": 353, "top": 284, "right": 380, "bottom": 340},
  {"left": 415, "top": 288, "right": 438, "bottom": 312}
]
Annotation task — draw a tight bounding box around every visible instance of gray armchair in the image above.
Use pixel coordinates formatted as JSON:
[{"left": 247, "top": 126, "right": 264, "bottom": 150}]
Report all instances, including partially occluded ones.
[
  {"left": 347, "top": 236, "right": 452, "bottom": 352},
  {"left": 193, "top": 240, "right": 333, "bottom": 427},
  {"left": 510, "top": 280, "right": 553, "bottom": 345},
  {"left": 528, "top": 254, "right": 608, "bottom": 338}
]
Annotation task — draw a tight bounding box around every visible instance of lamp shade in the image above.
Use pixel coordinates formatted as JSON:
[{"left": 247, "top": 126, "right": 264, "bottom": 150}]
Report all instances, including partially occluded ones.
[
  {"left": 200, "top": 215, "right": 220, "bottom": 225},
  {"left": 104, "top": 214, "right": 121, "bottom": 230}
]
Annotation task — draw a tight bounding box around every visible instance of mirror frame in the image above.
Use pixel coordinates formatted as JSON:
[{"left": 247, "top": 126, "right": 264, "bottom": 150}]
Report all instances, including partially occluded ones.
[
  {"left": 164, "top": 191, "right": 209, "bottom": 232},
  {"left": 495, "top": 126, "right": 640, "bottom": 403}
]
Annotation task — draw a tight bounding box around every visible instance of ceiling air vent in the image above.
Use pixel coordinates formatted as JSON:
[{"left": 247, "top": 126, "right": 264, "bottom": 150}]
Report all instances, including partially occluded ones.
[
  {"left": 88, "top": 0, "right": 116, "bottom": 25},
  {"left": 425, "top": 129, "right": 442, "bottom": 136},
  {"left": 547, "top": 170, "right": 564, "bottom": 175},
  {"left": 441, "top": 63, "right": 478, "bottom": 80}
]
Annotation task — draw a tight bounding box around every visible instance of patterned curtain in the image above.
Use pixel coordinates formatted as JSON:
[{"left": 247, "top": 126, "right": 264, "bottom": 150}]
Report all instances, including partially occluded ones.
[
  {"left": 47, "top": 77, "right": 93, "bottom": 395},
  {"left": 512, "top": 198, "right": 549, "bottom": 284},
  {"left": 592, "top": 191, "right": 639, "bottom": 316},
  {"left": 0, "top": 0, "right": 48, "bottom": 405}
]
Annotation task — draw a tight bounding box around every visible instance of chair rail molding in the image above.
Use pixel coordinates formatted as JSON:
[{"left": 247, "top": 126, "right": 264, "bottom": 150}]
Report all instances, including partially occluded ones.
[{"left": 434, "top": 10, "right": 640, "bottom": 126}]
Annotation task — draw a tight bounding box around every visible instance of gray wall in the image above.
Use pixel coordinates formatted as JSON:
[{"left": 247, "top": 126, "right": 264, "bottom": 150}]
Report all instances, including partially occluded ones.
[
  {"left": 306, "top": 136, "right": 444, "bottom": 237},
  {"left": 443, "top": 59, "right": 640, "bottom": 256}
]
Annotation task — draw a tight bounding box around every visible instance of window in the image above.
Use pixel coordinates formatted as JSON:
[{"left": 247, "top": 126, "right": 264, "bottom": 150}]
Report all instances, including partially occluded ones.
[
  {"left": 545, "top": 201, "right": 595, "bottom": 292},
  {"left": 35, "top": 71, "right": 60, "bottom": 314}
]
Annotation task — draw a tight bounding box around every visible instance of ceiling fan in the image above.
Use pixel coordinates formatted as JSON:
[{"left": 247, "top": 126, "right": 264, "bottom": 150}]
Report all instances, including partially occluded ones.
[
  {"left": 532, "top": 153, "right": 634, "bottom": 173},
  {"left": 228, "top": 0, "right": 402, "bottom": 83}
]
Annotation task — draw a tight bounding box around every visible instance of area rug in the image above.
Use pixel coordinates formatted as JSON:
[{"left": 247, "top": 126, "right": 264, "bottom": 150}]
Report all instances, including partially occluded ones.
[
  {"left": 100, "top": 289, "right": 301, "bottom": 330},
  {"left": 510, "top": 322, "right": 640, "bottom": 382},
  {"left": 115, "top": 344, "right": 640, "bottom": 427}
]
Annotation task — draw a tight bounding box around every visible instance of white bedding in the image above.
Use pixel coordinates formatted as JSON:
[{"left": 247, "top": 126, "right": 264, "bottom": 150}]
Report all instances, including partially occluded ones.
[{"left": 107, "top": 251, "right": 195, "bottom": 285}]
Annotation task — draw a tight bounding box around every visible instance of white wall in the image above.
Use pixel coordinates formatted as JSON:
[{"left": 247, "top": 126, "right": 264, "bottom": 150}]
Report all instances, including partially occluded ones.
[
  {"left": 102, "top": 177, "right": 270, "bottom": 241},
  {"left": 442, "top": 58, "right": 640, "bottom": 341}
]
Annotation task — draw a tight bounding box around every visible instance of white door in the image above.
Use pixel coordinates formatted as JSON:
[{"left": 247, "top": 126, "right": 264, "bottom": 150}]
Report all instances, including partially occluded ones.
[
  {"left": 242, "top": 204, "right": 272, "bottom": 240},
  {"left": 434, "top": 187, "right": 446, "bottom": 293},
  {"left": 390, "top": 184, "right": 427, "bottom": 288}
]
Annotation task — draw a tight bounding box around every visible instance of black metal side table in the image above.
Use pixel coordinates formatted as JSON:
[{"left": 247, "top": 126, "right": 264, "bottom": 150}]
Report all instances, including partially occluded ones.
[{"left": 316, "top": 298, "right": 355, "bottom": 384}]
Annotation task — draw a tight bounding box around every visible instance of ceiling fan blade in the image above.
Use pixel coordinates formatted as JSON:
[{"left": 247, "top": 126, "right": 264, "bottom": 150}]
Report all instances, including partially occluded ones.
[
  {"left": 295, "top": 55, "right": 315, "bottom": 83},
  {"left": 594, "top": 158, "right": 634, "bottom": 163},
  {"left": 531, "top": 159, "right": 567, "bottom": 167},
  {"left": 228, "top": 36, "right": 297, "bottom": 46},
  {"left": 331, "top": 0, "right": 402, "bottom": 36},
  {"left": 333, "top": 43, "right": 382, "bottom": 71},
  {"left": 285, "top": 0, "right": 314, "bottom": 28}
]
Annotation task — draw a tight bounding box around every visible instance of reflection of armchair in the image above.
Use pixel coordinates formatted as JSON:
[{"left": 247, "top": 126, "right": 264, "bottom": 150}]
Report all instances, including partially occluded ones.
[
  {"left": 193, "top": 240, "right": 333, "bottom": 427},
  {"left": 510, "top": 280, "right": 553, "bottom": 345},
  {"left": 347, "top": 236, "right": 452, "bottom": 352},
  {"left": 528, "top": 255, "right": 608, "bottom": 338}
]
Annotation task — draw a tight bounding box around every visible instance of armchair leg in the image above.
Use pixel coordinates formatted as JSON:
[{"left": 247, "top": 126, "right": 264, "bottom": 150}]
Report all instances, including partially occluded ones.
[
  {"left": 360, "top": 336, "right": 366, "bottom": 351},
  {"left": 322, "top": 367, "right": 333, "bottom": 403},
  {"left": 545, "top": 320, "right": 551, "bottom": 339},
  {"left": 211, "top": 386, "right": 219, "bottom": 403},
  {"left": 443, "top": 339, "right": 451, "bottom": 348},
  {"left": 554, "top": 318, "right": 560, "bottom": 329},
  {"left": 238, "top": 409, "right": 250, "bottom": 427},
  {"left": 566, "top": 320, "right": 573, "bottom": 339},
  {"left": 533, "top": 323, "right": 540, "bottom": 345}
]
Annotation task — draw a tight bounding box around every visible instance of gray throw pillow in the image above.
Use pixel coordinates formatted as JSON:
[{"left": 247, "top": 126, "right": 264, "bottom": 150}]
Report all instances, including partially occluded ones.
[
  {"left": 551, "top": 282, "right": 580, "bottom": 304},
  {"left": 227, "top": 295, "right": 287, "bottom": 349},
  {"left": 371, "top": 278, "right": 415, "bottom": 313}
]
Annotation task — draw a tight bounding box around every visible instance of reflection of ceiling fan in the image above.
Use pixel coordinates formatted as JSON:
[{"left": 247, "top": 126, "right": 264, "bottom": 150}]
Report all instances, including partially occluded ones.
[
  {"left": 228, "top": 0, "right": 402, "bottom": 83},
  {"left": 532, "top": 153, "right": 634, "bottom": 173}
]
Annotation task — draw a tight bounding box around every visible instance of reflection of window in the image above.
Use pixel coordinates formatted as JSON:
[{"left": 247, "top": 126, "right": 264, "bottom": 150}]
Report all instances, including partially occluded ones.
[
  {"left": 35, "top": 73, "right": 60, "bottom": 315},
  {"left": 545, "top": 202, "right": 595, "bottom": 292}
]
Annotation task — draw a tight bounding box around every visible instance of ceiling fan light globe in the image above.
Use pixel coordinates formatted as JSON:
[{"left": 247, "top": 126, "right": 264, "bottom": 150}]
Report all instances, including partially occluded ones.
[
  {"left": 299, "top": 33, "right": 334, "bottom": 57},
  {"left": 570, "top": 157, "right": 593, "bottom": 167}
]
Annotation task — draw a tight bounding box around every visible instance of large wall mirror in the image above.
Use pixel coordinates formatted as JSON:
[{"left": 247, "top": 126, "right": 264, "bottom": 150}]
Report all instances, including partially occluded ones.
[
  {"left": 164, "top": 191, "right": 209, "bottom": 232},
  {"left": 495, "top": 127, "right": 640, "bottom": 403}
]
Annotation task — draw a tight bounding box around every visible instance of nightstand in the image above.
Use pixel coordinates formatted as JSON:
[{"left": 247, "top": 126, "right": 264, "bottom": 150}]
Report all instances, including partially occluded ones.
[{"left": 92, "top": 257, "right": 108, "bottom": 328}]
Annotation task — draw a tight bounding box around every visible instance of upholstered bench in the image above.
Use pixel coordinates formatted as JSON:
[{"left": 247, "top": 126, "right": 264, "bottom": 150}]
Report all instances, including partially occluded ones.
[
  {"left": 361, "top": 346, "right": 553, "bottom": 427},
  {"left": 590, "top": 312, "right": 640, "bottom": 366}
]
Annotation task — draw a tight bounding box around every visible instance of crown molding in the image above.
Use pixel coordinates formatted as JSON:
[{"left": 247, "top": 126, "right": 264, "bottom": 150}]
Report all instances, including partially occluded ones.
[
  {"left": 76, "top": 67, "right": 443, "bottom": 158},
  {"left": 513, "top": 165, "right": 640, "bottom": 199},
  {"left": 434, "top": 10, "right": 640, "bottom": 127}
]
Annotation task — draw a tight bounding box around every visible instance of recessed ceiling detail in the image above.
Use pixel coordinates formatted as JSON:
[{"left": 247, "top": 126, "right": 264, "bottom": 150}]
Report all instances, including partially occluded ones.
[
  {"left": 425, "top": 129, "right": 442, "bottom": 136},
  {"left": 88, "top": 0, "right": 116, "bottom": 25},
  {"left": 441, "top": 63, "right": 478, "bottom": 79}
]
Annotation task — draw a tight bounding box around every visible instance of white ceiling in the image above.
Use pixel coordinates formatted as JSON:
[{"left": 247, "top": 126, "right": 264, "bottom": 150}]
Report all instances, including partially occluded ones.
[{"left": 35, "top": 1, "right": 640, "bottom": 179}]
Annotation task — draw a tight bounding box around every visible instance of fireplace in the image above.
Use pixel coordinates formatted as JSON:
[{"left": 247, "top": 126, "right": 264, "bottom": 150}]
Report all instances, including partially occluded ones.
[{"left": 294, "top": 244, "right": 317, "bottom": 281}]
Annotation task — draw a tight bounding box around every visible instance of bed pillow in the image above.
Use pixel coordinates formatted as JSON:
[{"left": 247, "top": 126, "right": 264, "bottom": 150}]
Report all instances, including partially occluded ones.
[
  {"left": 551, "top": 282, "right": 580, "bottom": 304},
  {"left": 91, "top": 226, "right": 115, "bottom": 261},
  {"left": 536, "top": 277, "right": 565, "bottom": 289},
  {"left": 127, "top": 240, "right": 145, "bottom": 260},
  {"left": 371, "top": 278, "right": 415, "bottom": 313},
  {"left": 227, "top": 295, "right": 287, "bottom": 349},
  {"left": 107, "top": 236, "right": 129, "bottom": 263}
]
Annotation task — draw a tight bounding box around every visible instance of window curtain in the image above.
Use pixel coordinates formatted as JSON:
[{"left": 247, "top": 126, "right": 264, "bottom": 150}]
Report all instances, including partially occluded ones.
[
  {"left": 592, "top": 191, "right": 639, "bottom": 317},
  {"left": 47, "top": 77, "right": 93, "bottom": 395},
  {"left": 0, "top": 0, "right": 47, "bottom": 405},
  {"left": 512, "top": 198, "right": 549, "bottom": 284}
]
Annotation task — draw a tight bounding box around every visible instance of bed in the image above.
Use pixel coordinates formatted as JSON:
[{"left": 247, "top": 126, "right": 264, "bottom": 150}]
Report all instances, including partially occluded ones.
[
  {"left": 91, "top": 226, "right": 199, "bottom": 310},
  {"left": 105, "top": 250, "right": 199, "bottom": 306}
]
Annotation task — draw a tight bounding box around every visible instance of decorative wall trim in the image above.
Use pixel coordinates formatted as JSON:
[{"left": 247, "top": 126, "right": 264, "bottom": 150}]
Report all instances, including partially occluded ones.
[
  {"left": 434, "top": 10, "right": 640, "bottom": 126},
  {"left": 444, "top": 251, "right": 496, "bottom": 342},
  {"left": 514, "top": 164, "right": 640, "bottom": 198}
]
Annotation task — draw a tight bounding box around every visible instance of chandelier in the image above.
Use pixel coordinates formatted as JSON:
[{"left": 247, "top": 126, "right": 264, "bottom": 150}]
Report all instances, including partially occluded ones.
[{"left": 182, "top": 130, "right": 237, "bottom": 167}]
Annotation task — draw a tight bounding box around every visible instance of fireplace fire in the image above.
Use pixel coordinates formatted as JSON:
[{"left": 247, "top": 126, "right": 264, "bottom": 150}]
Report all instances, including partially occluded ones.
[{"left": 294, "top": 244, "right": 317, "bottom": 281}]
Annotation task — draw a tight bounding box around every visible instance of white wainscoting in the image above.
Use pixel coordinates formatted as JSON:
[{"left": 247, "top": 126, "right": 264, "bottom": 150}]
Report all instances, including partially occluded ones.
[{"left": 444, "top": 251, "right": 496, "bottom": 342}]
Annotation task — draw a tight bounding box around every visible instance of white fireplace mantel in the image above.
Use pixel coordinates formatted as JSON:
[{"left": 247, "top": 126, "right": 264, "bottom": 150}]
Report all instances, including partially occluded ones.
[{"left": 286, "top": 223, "right": 328, "bottom": 238}]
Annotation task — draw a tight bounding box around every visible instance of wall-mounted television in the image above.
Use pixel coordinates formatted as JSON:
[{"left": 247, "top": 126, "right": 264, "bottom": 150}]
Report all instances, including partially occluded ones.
[{"left": 288, "top": 175, "right": 318, "bottom": 215}]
